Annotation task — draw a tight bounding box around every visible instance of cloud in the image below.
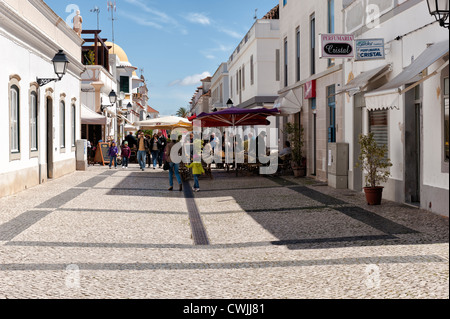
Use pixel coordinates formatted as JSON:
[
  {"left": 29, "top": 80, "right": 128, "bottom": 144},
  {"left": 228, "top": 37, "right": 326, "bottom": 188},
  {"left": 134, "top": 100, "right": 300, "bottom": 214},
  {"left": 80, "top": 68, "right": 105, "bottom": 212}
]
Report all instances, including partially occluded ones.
[
  {"left": 169, "top": 72, "right": 211, "bottom": 87},
  {"left": 185, "top": 13, "right": 211, "bottom": 25},
  {"left": 123, "top": 0, "right": 187, "bottom": 33},
  {"left": 120, "top": 11, "right": 163, "bottom": 29}
]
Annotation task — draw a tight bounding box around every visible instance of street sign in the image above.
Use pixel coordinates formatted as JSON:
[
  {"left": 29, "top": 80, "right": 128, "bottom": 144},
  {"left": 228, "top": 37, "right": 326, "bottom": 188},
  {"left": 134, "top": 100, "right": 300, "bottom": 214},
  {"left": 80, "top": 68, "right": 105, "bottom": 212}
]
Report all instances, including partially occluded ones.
[
  {"left": 320, "top": 34, "right": 355, "bottom": 59},
  {"left": 355, "top": 38, "right": 385, "bottom": 61}
]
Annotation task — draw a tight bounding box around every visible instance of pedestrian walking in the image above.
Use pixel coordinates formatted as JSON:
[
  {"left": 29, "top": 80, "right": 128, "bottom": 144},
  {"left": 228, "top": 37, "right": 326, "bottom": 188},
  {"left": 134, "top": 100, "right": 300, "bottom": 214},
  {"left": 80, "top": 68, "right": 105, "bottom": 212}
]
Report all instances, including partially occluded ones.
[
  {"left": 149, "top": 133, "right": 160, "bottom": 169},
  {"left": 157, "top": 131, "right": 167, "bottom": 168},
  {"left": 164, "top": 138, "right": 182, "bottom": 191},
  {"left": 108, "top": 141, "right": 118, "bottom": 169},
  {"left": 186, "top": 154, "right": 205, "bottom": 192},
  {"left": 145, "top": 134, "right": 152, "bottom": 168},
  {"left": 121, "top": 141, "right": 131, "bottom": 169},
  {"left": 137, "top": 131, "right": 149, "bottom": 171}
]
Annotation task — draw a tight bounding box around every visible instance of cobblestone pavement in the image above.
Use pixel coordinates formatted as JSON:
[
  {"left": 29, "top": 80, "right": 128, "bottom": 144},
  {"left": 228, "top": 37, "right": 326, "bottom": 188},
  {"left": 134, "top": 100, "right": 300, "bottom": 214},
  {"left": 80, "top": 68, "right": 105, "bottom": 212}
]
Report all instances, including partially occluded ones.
[{"left": 0, "top": 164, "right": 448, "bottom": 299}]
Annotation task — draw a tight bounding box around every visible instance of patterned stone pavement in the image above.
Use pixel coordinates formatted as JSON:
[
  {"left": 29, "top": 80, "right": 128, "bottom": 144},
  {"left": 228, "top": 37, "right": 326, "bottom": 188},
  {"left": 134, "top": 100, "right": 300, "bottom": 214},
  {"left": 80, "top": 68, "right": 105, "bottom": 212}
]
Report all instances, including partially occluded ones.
[{"left": 0, "top": 164, "right": 448, "bottom": 300}]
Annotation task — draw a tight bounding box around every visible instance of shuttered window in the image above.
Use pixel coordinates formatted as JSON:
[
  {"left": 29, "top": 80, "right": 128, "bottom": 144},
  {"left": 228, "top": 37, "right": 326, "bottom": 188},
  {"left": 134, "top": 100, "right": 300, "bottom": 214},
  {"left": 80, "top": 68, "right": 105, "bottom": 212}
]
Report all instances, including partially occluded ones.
[
  {"left": 275, "top": 49, "right": 280, "bottom": 82},
  {"left": 369, "top": 110, "right": 388, "bottom": 154},
  {"left": 30, "top": 92, "right": 38, "bottom": 151},
  {"left": 10, "top": 85, "right": 20, "bottom": 153},
  {"left": 60, "top": 101, "right": 65, "bottom": 149}
]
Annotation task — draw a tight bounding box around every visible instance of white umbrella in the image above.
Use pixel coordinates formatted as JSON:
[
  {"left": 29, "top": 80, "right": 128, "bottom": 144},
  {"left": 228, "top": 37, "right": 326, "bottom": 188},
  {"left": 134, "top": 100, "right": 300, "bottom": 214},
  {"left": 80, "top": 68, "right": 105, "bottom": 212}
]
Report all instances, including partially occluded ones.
[{"left": 134, "top": 116, "right": 192, "bottom": 130}]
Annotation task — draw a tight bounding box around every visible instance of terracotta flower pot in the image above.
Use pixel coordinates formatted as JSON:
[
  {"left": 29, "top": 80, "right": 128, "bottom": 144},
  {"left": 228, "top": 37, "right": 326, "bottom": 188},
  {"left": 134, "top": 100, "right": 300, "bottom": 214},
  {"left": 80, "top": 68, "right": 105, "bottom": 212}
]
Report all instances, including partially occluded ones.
[{"left": 363, "top": 187, "right": 384, "bottom": 205}]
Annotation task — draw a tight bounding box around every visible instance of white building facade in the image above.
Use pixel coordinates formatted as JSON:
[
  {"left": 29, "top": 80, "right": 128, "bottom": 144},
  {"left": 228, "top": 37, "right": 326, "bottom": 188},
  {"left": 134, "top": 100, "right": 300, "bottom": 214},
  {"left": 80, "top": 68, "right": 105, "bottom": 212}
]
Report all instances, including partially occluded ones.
[
  {"left": 227, "top": 18, "right": 280, "bottom": 110},
  {"left": 278, "top": 0, "right": 345, "bottom": 183},
  {"left": 0, "top": 0, "right": 84, "bottom": 197},
  {"left": 341, "top": 0, "right": 449, "bottom": 216},
  {"left": 210, "top": 63, "right": 230, "bottom": 111}
]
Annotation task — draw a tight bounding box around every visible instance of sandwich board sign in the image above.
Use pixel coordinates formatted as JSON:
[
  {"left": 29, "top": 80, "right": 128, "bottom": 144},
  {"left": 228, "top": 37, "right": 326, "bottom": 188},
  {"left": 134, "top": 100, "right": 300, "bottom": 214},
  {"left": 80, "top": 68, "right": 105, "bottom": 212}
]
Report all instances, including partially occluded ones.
[{"left": 94, "top": 142, "right": 111, "bottom": 165}]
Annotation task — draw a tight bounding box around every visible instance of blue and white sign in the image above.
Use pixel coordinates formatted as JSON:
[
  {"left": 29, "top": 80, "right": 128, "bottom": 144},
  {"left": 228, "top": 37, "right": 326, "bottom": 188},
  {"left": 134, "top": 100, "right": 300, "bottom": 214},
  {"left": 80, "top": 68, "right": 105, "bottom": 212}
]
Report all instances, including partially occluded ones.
[{"left": 355, "top": 39, "right": 385, "bottom": 61}]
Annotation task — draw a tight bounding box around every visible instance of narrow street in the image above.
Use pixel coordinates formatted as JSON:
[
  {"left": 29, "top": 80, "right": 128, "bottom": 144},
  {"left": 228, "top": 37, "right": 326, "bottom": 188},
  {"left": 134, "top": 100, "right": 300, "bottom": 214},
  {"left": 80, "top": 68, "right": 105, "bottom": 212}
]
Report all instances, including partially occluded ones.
[{"left": 0, "top": 165, "right": 448, "bottom": 299}]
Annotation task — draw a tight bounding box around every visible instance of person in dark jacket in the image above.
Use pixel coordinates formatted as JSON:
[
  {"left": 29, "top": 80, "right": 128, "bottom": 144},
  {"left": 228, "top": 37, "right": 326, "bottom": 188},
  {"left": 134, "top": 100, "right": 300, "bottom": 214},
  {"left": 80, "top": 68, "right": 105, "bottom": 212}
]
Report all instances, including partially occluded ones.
[
  {"left": 157, "top": 131, "right": 167, "bottom": 168},
  {"left": 121, "top": 141, "right": 131, "bottom": 169},
  {"left": 108, "top": 141, "right": 119, "bottom": 169},
  {"left": 149, "top": 133, "right": 161, "bottom": 169},
  {"left": 125, "top": 132, "right": 137, "bottom": 149},
  {"left": 164, "top": 138, "right": 182, "bottom": 191}
]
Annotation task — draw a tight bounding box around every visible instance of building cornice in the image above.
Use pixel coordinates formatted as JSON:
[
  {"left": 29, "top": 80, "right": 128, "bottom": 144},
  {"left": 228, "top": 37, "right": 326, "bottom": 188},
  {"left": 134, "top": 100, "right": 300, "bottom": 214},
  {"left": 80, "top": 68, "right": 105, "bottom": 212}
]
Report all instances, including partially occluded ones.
[
  {"left": 28, "top": 0, "right": 84, "bottom": 46},
  {"left": 0, "top": 1, "right": 85, "bottom": 76}
]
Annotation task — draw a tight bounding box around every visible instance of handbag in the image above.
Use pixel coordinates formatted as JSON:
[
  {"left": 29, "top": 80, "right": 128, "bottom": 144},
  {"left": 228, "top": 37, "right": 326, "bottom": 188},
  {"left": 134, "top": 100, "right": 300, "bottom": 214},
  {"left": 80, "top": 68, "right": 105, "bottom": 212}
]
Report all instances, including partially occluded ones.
[{"left": 163, "top": 161, "right": 170, "bottom": 171}]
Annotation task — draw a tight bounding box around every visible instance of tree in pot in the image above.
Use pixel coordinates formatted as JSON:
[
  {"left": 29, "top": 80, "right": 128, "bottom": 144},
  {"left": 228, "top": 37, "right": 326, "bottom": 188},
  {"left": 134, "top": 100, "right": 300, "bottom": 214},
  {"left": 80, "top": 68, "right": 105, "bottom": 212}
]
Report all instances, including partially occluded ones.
[
  {"left": 356, "top": 133, "right": 393, "bottom": 205},
  {"left": 283, "top": 122, "right": 305, "bottom": 177}
]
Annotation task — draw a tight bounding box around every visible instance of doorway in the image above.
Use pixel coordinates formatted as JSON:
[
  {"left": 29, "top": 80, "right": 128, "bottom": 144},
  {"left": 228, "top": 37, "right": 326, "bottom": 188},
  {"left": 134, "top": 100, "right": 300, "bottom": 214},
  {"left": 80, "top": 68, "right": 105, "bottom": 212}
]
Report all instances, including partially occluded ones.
[
  {"left": 46, "top": 97, "right": 53, "bottom": 179},
  {"left": 405, "top": 86, "right": 422, "bottom": 205}
]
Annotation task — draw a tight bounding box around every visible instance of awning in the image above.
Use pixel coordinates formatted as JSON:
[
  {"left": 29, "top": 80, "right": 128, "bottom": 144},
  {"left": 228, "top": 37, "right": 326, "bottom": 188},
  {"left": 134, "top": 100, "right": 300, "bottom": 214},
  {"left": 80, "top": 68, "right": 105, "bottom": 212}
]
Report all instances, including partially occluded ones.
[
  {"left": 365, "top": 40, "right": 449, "bottom": 111},
  {"left": 339, "top": 64, "right": 392, "bottom": 96},
  {"left": 81, "top": 104, "right": 107, "bottom": 125},
  {"left": 274, "top": 89, "right": 303, "bottom": 115}
]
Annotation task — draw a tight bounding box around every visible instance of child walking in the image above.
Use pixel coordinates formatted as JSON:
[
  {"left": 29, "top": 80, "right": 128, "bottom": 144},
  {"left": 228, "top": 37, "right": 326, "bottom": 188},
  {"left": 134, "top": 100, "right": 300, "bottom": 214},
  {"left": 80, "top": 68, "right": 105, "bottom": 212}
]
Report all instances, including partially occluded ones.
[
  {"left": 108, "top": 141, "right": 119, "bottom": 169},
  {"left": 185, "top": 155, "right": 205, "bottom": 192},
  {"left": 121, "top": 141, "right": 131, "bottom": 169}
]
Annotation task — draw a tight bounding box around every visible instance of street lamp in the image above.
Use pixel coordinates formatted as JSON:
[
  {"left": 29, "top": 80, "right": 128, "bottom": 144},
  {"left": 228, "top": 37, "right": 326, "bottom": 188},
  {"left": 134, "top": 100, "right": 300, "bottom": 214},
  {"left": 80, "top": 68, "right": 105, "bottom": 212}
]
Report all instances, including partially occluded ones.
[
  {"left": 109, "top": 90, "right": 118, "bottom": 105},
  {"left": 226, "top": 98, "right": 234, "bottom": 108},
  {"left": 101, "top": 90, "right": 118, "bottom": 111},
  {"left": 127, "top": 102, "right": 133, "bottom": 113},
  {"left": 426, "top": 0, "right": 449, "bottom": 28},
  {"left": 37, "top": 50, "right": 70, "bottom": 86}
]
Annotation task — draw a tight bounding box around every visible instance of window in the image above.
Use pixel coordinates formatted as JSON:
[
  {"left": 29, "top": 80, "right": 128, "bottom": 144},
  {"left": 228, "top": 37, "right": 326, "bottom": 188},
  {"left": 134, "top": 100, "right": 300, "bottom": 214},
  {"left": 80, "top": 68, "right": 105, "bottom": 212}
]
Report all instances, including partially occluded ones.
[
  {"left": 284, "top": 38, "right": 288, "bottom": 87},
  {"left": 120, "top": 76, "right": 130, "bottom": 93},
  {"left": 283, "top": 0, "right": 287, "bottom": 6},
  {"left": 10, "top": 85, "right": 20, "bottom": 154},
  {"left": 327, "top": 85, "right": 336, "bottom": 143},
  {"left": 328, "top": 0, "right": 335, "bottom": 67},
  {"left": 310, "top": 14, "right": 316, "bottom": 75},
  {"left": 296, "top": 27, "right": 301, "bottom": 82},
  {"left": 30, "top": 92, "right": 38, "bottom": 152},
  {"left": 369, "top": 110, "right": 389, "bottom": 157},
  {"left": 231, "top": 77, "right": 234, "bottom": 98},
  {"left": 250, "top": 55, "right": 254, "bottom": 85},
  {"left": 71, "top": 104, "right": 76, "bottom": 147},
  {"left": 60, "top": 101, "right": 65, "bottom": 149},
  {"left": 444, "top": 76, "right": 449, "bottom": 162},
  {"left": 275, "top": 49, "right": 280, "bottom": 82},
  {"left": 242, "top": 64, "right": 245, "bottom": 90}
]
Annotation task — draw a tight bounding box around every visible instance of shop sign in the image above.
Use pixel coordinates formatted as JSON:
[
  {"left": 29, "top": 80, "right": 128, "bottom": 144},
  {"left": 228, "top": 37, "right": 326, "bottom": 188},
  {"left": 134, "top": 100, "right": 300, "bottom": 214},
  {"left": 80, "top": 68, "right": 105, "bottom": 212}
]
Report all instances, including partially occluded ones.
[
  {"left": 320, "top": 34, "right": 355, "bottom": 59},
  {"left": 355, "top": 38, "right": 385, "bottom": 61}
]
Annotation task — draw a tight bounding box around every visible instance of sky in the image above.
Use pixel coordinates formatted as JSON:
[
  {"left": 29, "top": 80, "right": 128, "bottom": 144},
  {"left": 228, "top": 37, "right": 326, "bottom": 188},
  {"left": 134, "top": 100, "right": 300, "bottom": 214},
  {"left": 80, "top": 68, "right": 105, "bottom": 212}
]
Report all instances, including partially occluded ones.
[{"left": 44, "top": 0, "right": 278, "bottom": 116}]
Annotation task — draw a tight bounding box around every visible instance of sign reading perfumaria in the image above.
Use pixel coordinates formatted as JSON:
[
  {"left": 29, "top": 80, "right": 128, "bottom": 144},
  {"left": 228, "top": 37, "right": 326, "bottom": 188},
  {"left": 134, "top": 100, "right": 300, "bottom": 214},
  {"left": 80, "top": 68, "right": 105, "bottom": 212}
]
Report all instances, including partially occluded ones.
[{"left": 320, "top": 34, "right": 355, "bottom": 58}]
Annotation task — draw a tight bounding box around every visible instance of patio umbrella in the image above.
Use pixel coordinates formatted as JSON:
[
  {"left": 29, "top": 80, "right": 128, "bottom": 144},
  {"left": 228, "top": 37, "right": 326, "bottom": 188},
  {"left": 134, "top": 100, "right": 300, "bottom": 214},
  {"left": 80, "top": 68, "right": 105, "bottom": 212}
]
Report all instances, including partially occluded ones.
[
  {"left": 194, "top": 107, "right": 280, "bottom": 128},
  {"left": 134, "top": 116, "right": 192, "bottom": 130}
]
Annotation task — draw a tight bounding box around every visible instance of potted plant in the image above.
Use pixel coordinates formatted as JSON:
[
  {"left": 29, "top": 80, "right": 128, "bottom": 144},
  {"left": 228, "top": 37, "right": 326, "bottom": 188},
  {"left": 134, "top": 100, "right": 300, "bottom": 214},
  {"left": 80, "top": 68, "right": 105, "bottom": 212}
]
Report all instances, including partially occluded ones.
[
  {"left": 356, "top": 133, "right": 393, "bottom": 205},
  {"left": 283, "top": 122, "right": 305, "bottom": 177}
]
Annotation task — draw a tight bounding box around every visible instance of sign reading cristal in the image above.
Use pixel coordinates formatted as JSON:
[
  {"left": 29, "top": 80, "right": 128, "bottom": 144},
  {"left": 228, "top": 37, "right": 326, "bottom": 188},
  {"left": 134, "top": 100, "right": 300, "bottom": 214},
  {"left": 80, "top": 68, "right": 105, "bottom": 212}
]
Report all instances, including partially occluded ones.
[
  {"left": 355, "top": 39, "right": 385, "bottom": 61},
  {"left": 320, "top": 34, "right": 355, "bottom": 58}
]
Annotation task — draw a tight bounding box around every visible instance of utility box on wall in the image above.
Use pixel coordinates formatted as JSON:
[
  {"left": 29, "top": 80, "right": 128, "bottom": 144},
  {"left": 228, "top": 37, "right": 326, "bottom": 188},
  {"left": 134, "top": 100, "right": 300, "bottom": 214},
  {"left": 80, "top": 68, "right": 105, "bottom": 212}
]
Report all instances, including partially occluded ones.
[
  {"left": 328, "top": 143, "right": 349, "bottom": 189},
  {"left": 76, "top": 139, "right": 88, "bottom": 171}
]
